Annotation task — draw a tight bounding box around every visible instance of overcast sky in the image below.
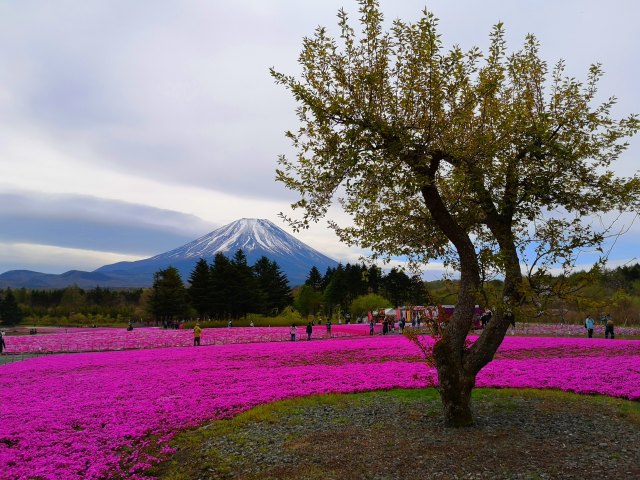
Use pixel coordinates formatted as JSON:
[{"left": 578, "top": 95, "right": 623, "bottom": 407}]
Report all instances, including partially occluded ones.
[{"left": 0, "top": 0, "right": 638, "bottom": 276}]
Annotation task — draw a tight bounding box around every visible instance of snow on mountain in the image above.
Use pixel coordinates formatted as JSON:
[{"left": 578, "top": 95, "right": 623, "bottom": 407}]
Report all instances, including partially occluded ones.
[
  {"left": 153, "top": 218, "right": 321, "bottom": 261},
  {"left": 95, "top": 218, "right": 339, "bottom": 286},
  {"left": 0, "top": 219, "right": 339, "bottom": 288}
]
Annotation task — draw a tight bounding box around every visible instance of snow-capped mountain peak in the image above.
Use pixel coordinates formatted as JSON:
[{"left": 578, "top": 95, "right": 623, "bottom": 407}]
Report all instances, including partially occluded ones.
[
  {"left": 3, "top": 219, "right": 339, "bottom": 288},
  {"left": 86, "top": 217, "right": 341, "bottom": 285},
  {"left": 152, "top": 218, "right": 321, "bottom": 260}
]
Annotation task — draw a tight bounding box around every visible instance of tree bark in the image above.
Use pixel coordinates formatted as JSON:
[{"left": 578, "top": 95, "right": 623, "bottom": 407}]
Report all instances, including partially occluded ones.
[
  {"left": 421, "top": 173, "right": 481, "bottom": 427},
  {"left": 434, "top": 337, "right": 476, "bottom": 427}
]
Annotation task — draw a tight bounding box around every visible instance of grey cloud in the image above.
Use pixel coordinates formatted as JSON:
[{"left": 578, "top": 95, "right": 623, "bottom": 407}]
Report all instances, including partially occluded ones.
[
  {"left": 3, "top": 0, "right": 636, "bottom": 199},
  {"left": 0, "top": 0, "right": 637, "bottom": 271},
  {"left": 0, "top": 0, "right": 325, "bottom": 200},
  {"left": 0, "top": 191, "right": 215, "bottom": 255}
]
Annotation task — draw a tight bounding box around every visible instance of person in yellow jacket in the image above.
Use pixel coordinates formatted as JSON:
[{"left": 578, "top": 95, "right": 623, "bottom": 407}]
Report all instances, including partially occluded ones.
[{"left": 193, "top": 322, "right": 202, "bottom": 346}]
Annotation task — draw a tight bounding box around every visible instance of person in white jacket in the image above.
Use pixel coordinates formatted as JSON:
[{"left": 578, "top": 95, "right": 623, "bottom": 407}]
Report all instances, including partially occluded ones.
[{"left": 584, "top": 315, "right": 595, "bottom": 338}]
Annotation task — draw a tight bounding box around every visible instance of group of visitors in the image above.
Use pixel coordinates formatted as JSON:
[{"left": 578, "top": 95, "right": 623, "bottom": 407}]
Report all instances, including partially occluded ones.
[
  {"left": 162, "top": 320, "right": 182, "bottom": 330},
  {"left": 584, "top": 314, "right": 615, "bottom": 339},
  {"left": 289, "top": 323, "right": 314, "bottom": 341}
]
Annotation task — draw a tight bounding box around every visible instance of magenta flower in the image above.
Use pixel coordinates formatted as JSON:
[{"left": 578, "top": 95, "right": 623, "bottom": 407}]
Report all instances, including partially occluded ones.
[{"left": 0, "top": 334, "right": 637, "bottom": 479}]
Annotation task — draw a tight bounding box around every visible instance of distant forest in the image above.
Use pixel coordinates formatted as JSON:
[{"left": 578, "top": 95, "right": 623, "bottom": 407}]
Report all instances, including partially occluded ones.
[{"left": 1, "top": 257, "right": 639, "bottom": 327}]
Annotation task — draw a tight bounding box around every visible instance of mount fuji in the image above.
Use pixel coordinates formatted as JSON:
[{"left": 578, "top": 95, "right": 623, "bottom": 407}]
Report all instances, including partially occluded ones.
[
  {"left": 0, "top": 219, "right": 339, "bottom": 288},
  {"left": 95, "top": 218, "right": 338, "bottom": 286}
]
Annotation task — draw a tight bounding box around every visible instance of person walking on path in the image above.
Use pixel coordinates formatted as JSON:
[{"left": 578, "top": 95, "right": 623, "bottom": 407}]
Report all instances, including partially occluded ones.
[
  {"left": 0, "top": 331, "right": 6, "bottom": 355},
  {"left": 369, "top": 319, "right": 375, "bottom": 335},
  {"left": 604, "top": 314, "right": 615, "bottom": 339},
  {"left": 306, "top": 322, "right": 313, "bottom": 340},
  {"left": 326, "top": 319, "right": 332, "bottom": 336},
  {"left": 193, "top": 322, "right": 202, "bottom": 346},
  {"left": 584, "top": 315, "right": 595, "bottom": 338},
  {"left": 290, "top": 324, "right": 297, "bottom": 341}
]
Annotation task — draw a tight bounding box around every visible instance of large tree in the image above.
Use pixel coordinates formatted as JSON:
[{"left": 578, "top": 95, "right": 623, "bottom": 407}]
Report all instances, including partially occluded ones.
[
  {"left": 149, "top": 267, "right": 189, "bottom": 324},
  {"left": 272, "top": 0, "right": 639, "bottom": 426},
  {"left": 188, "top": 258, "right": 213, "bottom": 319},
  {"left": 253, "top": 256, "right": 293, "bottom": 316},
  {"left": 0, "top": 288, "right": 23, "bottom": 326}
]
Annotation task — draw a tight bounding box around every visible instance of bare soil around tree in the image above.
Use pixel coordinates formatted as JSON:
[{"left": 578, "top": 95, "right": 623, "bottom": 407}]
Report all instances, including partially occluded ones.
[{"left": 148, "top": 388, "right": 639, "bottom": 480}]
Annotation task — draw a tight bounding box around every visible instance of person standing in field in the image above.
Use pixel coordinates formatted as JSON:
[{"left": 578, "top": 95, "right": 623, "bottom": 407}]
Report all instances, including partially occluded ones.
[
  {"left": 604, "top": 314, "right": 615, "bottom": 339},
  {"left": 193, "top": 322, "right": 202, "bottom": 346},
  {"left": 306, "top": 322, "right": 313, "bottom": 340},
  {"left": 0, "top": 331, "right": 6, "bottom": 355},
  {"left": 290, "top": 324, "right": 296, "bottom": 341},
  {"left": 369, "top": 318, "right": 375, "bottom": 335},
  {"left": 584, "top": 315, "right": 595, "bottom": 338}
]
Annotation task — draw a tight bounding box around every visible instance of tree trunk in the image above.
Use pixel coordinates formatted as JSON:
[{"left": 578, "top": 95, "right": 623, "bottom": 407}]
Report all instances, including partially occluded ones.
[
  {"left": 434, "top": 343, "right": 476, "bottom": 427},
  {"left": 419, "top": 162, "right": 482, "bottom": 428}
]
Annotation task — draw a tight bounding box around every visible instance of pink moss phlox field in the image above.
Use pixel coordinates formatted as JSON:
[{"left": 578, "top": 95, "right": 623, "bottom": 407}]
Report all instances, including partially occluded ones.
[
  {"left": 5, "top": 323, "right": 637, "bottom": 356},
  {"left": 3, "top": 326, "right": 369, "bottom": 354},
  {"left": 513, "top": 323, "right": 640, "bottom": 337},
  {"left": 0, "top": 336, "right": 638, "bottom": 479}
]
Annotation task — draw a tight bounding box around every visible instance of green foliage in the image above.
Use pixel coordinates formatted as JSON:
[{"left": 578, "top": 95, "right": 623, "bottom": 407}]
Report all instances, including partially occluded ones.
[
  {"left": 0, "top": 288, "right": 24, "bottom": 326},
  {"left": 381, "top": 268, "right": 412, "bottom": 307},
  {"left": 149, "top": 267, "right": 190, "bottom": 322},
  {"left": 193, "top": 250, "right": 293, "bottom": 320},
  {"left": 274, "top": 305, "right": 303, "bottom": 325},
  {"left": 273, "top": 0, "right": 639, "bottom": 425},
  {"left": 253, "top": 256, "right": 293, "bottom": 316},
  {"left": 304, "top": 266, "right": 323, "bottom": 289},
  {"left": 294, "top": 284, "right": 323, "bottom": 317},
  {"left": 349, "top": 293, "right": 391, "bottom": 319},
  {"left": 188, "top": 258, "right": 213, "bottom": 318}
]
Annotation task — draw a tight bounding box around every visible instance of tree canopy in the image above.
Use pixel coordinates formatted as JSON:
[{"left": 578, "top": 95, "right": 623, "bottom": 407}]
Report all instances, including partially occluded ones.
[
  {"left": 273, "top": 0, "right": 639, "bottom": 426},
  {"left": 0, "top": 288, "right": 23, "bottom": 326}
]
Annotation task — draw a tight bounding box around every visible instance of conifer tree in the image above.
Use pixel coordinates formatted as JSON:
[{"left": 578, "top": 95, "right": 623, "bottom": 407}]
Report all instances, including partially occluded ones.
[
  {"left": 149, "top": 267, "right": 189, "bottom": 324},
  {"left": 253, "top": 256, "right": 292, "bottom": 316},
  {"left": 188, "top": 258, "right": 213, "bottom": 319},
  {"left": 0, "top": 288, "right": 23, "bottom": 326}
]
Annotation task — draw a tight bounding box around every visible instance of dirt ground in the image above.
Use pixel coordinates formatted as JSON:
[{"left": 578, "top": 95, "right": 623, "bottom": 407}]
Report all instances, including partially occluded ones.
[{"left": 148, "top": 388, "right": 640, "bottom": 480}]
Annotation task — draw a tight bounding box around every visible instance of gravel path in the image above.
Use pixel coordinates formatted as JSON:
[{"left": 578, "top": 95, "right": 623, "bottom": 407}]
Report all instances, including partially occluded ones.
[{"left": 154, "top": 389, "right": 640, "bottom": 480}]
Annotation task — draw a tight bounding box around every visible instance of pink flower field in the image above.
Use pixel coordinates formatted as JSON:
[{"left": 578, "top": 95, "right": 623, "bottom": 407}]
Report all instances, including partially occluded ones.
[
  {"left": 0, "top": 334, "right": 638, "bottom": 479},
  {"left": 2, "top": 325, "right": 370, "bottom": 354},
  {"left": 4, "top": 322, "right": 638, "bottom": 356}
]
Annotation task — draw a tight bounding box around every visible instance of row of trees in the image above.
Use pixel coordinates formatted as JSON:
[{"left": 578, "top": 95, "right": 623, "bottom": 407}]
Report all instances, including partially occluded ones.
[
  {"left": 295, "top": 263, "right": 429, "bottom": 318},
  {"left": 2, "top": 286, "right": 146, "bottom": 325},
  {"left": 2, "top": 261, "right": 639, "bottom": 327},
  {"left": 149, "top": 250, "right": 293, "bottom": 322}
]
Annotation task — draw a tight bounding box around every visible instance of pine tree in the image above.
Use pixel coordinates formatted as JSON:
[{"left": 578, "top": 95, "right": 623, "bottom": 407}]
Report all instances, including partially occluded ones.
[
  {"left": 0, "top": 288, "right": 23, "bottom": 326},
  {"left": 210, "top": 253, "right": 233, "bottom": 319},
  {"left": 188, "top": 258, "right": 213, "bottom": 319},
  {"left": 323, "top": 264, "right": 347, "bottom": 317},
  {"left": 229, "top": 250, "right": 258, "bottom": 319},
  {"left": 253, "top": 256, "right": 292, "bottom": 316},
  {"left": 382, "top": 269, "right": 412, "bottom": 307},
  {"left": 149, "top": 267, "right": 189, "bottom": 324},
  {"left": 305, "top": 266, "right": 323, "bottom": 290}
]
